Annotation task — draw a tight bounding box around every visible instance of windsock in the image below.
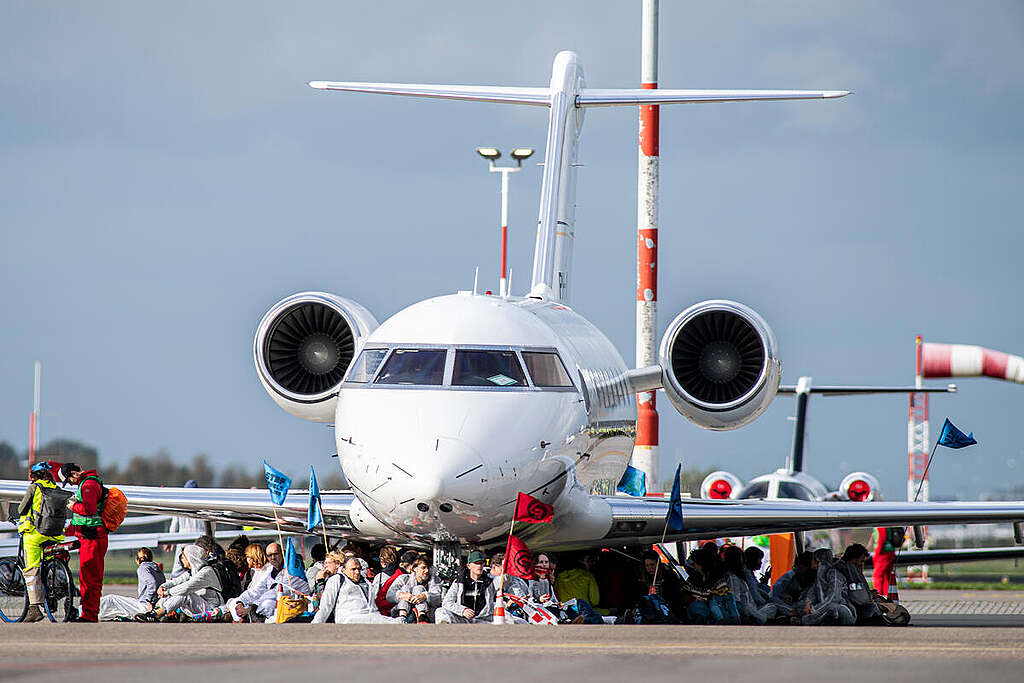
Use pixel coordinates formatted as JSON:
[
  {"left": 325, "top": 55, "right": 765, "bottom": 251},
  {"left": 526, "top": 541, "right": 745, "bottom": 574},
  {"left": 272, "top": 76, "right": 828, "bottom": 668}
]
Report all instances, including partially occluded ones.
[{"left": 922, "top": 344, "right": 1024, "bottom": 383}]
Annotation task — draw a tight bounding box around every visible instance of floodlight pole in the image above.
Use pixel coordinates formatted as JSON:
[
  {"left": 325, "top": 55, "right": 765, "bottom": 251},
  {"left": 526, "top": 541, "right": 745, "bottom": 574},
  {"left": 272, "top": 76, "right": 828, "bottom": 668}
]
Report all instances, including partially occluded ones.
[{"left": 479, "top": 152, "right": 530, "bottom": 297}]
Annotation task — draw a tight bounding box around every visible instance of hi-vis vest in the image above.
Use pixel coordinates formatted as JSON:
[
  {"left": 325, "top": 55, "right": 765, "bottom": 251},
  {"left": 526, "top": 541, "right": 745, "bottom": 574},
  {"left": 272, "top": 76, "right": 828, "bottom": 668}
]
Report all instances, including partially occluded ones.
[{"left": 70, "top": 475, "right": 106, "bottom": 528}]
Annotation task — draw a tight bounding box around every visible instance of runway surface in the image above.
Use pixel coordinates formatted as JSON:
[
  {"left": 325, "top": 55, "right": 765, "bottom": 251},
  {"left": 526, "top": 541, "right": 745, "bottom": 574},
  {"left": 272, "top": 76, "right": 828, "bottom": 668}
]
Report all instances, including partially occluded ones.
[{"left": 3, "top": 592, "right": 1023, "bottom": 683}]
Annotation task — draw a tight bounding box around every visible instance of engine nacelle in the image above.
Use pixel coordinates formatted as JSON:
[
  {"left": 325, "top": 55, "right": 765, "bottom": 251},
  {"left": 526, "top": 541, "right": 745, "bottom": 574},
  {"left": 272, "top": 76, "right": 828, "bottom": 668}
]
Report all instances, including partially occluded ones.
[
  {"left": 839, "top": 472, "right": 879, "bottom": 502},
  {"left": 659, "top": 300, "right": 781, "bottom": 430},
  {"left": 700, "top": 471, "right": 743, "bottom": 500},
  {"left": 254, "top": 292, "right": 378, "bottom": 422}
]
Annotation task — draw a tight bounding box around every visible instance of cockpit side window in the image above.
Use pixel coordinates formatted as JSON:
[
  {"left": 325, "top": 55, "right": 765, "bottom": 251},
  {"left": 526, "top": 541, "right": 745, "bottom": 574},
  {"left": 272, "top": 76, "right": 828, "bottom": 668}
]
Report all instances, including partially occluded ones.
[
  {"left": 347, "top": 348, "right": 389, "bottom": 383},
  {"left": 452, "top": 350, "right": 527, "bottom": 387},
  {"left": 521, "top": 351, "right": 573, "bottom": 388},
  {"left": 737, "top": 481, "right": 769, "bottom": 499},
  {"left": 374, "top": 349, "right": 446, "bottom": 385}
]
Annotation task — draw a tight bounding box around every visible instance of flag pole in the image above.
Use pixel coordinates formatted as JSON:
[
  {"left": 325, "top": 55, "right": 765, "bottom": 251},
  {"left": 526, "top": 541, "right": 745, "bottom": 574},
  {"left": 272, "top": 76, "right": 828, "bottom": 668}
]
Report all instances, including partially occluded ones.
[
  {"left": 269, "top": 504, "right": 293, "bottom": 591},
  {"left": 912, "top": 441, "right": 940, "bottom": 503},
  {"left": 317, "top": 497, "right": 330, "bottom": 550},
  {"left": 650, "top": 516, "right": 670, "bottom": 593}
]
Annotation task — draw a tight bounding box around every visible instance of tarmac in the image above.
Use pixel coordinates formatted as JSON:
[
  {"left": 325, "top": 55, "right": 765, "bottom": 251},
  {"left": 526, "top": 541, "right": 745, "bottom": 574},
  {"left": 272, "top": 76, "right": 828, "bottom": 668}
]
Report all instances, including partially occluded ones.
[{"left": 1, "top": 589, "right": 1022, "bottom": 683}]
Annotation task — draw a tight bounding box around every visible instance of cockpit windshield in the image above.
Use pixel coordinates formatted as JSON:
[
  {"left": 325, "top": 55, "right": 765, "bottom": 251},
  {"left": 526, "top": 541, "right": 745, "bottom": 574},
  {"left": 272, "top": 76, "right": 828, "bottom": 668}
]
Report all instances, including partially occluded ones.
[
  {"left": 737, "top": 481, "right": 769, "bottom": 499},
  {"left": 452, "top": 350, "right": 527, "bottom": 387},
  {"left": 777, "top": 481, "right": 815, "bottom": 501},
  {"left": 521, "top": 351, "right": 573, "bottom": 387},
  {"left": 374, "top": 348, "right": 446, "bottom": 385}
]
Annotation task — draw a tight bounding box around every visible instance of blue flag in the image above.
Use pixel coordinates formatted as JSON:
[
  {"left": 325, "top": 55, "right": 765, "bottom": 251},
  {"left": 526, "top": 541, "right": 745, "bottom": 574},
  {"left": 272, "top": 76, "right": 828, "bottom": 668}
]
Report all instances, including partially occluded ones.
[
  {"left": 937, "top": 418, "right": 977, "bottom": 449},
  {"left": 284, "top": 537, "right": 306, "bottom": 582},
  {"left": 616, "top": 465, "right": 647, "bottom": 497},
  {"left": 307, "top": 466, "right": 323, "bottom": 532},
  {"left": 666, "top": 464, "right": 683, "bottom": 531},
  {"left": 263, "top": 460, "right": 292, "bottom": 506}
]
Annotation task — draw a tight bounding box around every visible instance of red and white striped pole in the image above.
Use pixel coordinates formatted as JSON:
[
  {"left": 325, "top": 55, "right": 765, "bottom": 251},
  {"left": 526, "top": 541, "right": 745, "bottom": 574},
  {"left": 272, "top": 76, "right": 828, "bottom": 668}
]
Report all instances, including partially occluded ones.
[
  {"left": 28, "top": 361, "right": 40, "bottom": 469},
  {"left": 633, "top": 0, "right": 660, "bottom": 493}
]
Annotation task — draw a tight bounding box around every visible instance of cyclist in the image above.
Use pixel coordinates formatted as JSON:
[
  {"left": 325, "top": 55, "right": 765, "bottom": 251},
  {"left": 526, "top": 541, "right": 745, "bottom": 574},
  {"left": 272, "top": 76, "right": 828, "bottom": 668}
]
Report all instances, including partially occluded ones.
[{"left": 16, "top": 462, "right": 68, "bottom": 622}]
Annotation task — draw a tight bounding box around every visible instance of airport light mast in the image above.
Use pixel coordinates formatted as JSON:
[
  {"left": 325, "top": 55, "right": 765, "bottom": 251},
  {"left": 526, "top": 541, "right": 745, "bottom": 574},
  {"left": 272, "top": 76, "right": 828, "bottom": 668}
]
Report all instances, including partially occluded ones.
[
  {"left": 633, "top": 0, "right": 661, "bottom": 492},
  {"left": 476, "top": 147, "right": 534, "bottom": 297}
]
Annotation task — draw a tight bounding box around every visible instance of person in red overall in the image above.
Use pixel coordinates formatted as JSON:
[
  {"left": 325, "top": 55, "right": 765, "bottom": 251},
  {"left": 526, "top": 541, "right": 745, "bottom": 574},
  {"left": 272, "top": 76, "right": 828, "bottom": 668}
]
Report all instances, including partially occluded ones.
[
  {"left": 870, "top": 526, "right": 899, "bottom": 597},
  {"left": 61, "top": 463, "right": 109, "bottom": 622}
]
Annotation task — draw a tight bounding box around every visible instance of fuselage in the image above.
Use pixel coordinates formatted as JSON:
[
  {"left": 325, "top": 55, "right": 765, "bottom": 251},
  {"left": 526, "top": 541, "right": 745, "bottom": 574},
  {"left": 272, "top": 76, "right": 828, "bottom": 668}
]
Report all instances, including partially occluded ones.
[{"left": 334, "top": 292, "right": 636, "bottom": 544}]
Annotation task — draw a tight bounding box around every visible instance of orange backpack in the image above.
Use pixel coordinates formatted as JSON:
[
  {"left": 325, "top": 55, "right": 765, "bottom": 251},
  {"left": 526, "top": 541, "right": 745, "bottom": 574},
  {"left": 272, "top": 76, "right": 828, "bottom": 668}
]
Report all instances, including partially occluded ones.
[{"left": 101, "top": 487, "right": 128, "bottom": 531}]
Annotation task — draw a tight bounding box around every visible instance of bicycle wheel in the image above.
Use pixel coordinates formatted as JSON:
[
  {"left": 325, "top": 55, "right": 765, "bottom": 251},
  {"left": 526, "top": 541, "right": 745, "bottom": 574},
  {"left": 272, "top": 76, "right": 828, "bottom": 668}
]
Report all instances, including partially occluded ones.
[
  {"left": 0, "top": 558, "right": 28, "bottom": 623},
  {"left": 42, "top": 560, "right": 74, "bottom": 622}
]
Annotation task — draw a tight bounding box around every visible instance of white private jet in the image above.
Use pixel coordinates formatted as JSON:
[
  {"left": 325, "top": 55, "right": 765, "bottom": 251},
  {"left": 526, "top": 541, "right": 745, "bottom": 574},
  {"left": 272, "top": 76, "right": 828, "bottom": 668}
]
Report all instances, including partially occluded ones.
[
  {"left": 4, "top": 51, "right": 1024, "bottom": 582},
  {"left": 699, "top": 378, "right": 959, "bottom": 504}
]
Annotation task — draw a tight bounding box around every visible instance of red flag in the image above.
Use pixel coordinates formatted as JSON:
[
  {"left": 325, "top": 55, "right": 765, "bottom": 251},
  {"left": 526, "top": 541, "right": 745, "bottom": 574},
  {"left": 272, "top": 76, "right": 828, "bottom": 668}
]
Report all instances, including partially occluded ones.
[
  {"left": 503, "top": 534, "right": 534, "bottom": 580},
  {"left": 513, "top": 492, "right": 554, "bottom": 523}
]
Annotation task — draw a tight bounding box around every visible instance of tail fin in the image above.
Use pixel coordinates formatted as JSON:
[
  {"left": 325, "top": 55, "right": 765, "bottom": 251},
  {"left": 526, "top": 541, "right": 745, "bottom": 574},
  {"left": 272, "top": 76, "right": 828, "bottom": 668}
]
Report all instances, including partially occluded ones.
[{"left": 310, "top": 52, "right": 849, "bottom": 304}]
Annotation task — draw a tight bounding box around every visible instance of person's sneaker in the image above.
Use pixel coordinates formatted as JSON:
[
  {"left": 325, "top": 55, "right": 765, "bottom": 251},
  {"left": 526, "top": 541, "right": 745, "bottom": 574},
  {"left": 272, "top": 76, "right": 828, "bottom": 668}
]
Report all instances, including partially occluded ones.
[
  {"left": 133, "top": 611, "right": 158, "bottom": 623},
  {"left": 22, "top": 605, "right": 45, "bottom": 623},
  {"left": 570, "top": 614, "right": 585, "bottom": 625}
]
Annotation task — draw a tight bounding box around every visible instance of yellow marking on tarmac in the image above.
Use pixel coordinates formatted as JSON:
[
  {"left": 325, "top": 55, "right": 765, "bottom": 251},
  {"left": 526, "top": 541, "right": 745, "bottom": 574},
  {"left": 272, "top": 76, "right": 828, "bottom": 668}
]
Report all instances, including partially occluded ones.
[{"left": 13, "top": 642, "right": 1024, "bottom": 655}]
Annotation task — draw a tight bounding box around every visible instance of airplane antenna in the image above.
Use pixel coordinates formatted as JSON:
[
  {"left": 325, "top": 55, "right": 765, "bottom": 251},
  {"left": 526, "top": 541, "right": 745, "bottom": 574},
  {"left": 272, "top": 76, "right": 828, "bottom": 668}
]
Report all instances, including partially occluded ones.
[{"left": 473, "top": 267, "right": 479, "bottom": 295}]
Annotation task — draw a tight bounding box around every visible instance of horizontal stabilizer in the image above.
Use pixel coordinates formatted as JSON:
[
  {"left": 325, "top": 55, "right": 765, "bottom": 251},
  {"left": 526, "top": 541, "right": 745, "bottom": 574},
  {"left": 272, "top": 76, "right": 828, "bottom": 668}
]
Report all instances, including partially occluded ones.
[
  {"left": 578, "top": 88, "right": 850, "bottom": 107},
  {"left": 777, "top": 384, "right": 957, "bottom": 396},
  {"left": 309, "top": 81, "right": 550, "bottom": 106}
]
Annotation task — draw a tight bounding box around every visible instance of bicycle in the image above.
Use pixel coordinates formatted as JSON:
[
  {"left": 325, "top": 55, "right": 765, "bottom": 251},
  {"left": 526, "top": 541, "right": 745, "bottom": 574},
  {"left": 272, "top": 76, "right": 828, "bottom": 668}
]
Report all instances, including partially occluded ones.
[{"left": 0, "top": 509, "right": 79, "bottom": 623}]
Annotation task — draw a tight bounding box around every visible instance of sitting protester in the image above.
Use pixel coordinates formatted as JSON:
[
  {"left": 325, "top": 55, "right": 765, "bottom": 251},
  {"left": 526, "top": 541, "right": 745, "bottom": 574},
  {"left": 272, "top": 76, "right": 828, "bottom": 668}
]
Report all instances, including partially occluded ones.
[
  {"left": 436, "top": 550, "right": 495, "bottom": 623},
  {"left": 722, "top": 545, "right": 779, "bottom": 625},
  {"left": 306, "top": 543, "right": 327, "bottom": 588},
  {"left": 742, "top": 546, "right": 771, "bottom": 607},
  {"left": 99, "top": 547, "right": 166, "bottom": 621},
  {"left": 387, "top": 555, "right": 443, "bottom": 623},
  {"left": 225, "top": 535, "right": 252, "bottom": 590},
  {"left": 799, "top": 548, "right": 855, "bottom": 626},
  {"left": 554, "top": 553, "right": 601, "bottom": 614},
  {"left": 370, "top": 545, "right": 404, "bottom": 615},
  {"left": 312, "top": 556, "right": 400, "bottom": 624},
  {"left": 225, "top": 542, "right": 281, "bottom": 622},
  {"left": 137, "top": 544, "right": 222, "bottom": 621},
  {"left": 686, "top": 545, "right": 740, "bottom": 625},
  {"left": 836, "top": 543, "right": 883, "bottom": 625},
  {"left": 769, "top": 551, "right": 813, "bottom": 615}
]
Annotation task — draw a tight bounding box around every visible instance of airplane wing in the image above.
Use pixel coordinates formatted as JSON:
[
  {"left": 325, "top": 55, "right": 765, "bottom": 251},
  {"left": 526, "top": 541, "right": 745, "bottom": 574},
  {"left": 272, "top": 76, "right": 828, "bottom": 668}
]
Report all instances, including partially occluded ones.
[
  {"left": 0, "top": 527, "right": 284, "bottom": 555},
  {"left": 0, "top": 479, "right": 359, "bottom": 537},
  {"left": 594, "top": 496, "right": 1024, "bottom": 547},
  {"left": 884, "top": 545, "right": 1024, "bottom": 567}
]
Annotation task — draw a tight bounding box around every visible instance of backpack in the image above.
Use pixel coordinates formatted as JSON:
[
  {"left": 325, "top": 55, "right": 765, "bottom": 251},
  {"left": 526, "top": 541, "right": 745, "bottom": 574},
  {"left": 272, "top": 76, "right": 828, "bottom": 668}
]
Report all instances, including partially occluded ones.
[
  {"left": 33, "top": 484, "right": 72, "bottom": 536},
  {"left": 632, "top": 593, "right": 678, "bottom": 624},
  {"left": 884, "top": 527, "right": 906, "bottom": 552},
  {"left": 834, "top": 561, "right": 872, "bottom": 607},
  {"left": 101, "top": 487, "right": 128, "bottom": 532},
  {"left": 375, "top": 569, "right": 405, "bottom": 614},
  {"left": 209, "top": 559, "right": 243, "bottom": 600}
]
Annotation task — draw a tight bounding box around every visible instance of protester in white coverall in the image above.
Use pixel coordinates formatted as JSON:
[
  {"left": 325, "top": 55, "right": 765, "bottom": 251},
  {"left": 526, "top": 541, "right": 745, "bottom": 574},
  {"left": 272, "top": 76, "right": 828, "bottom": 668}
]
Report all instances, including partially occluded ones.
[
  {"left": 167, "top": 480, "right": 205, "bottom": 578},
  {"left": 228, "top": 542, "right": 283, "bottom": 622},
  {"left": 139, "top": 544, "right": 222, "bottom": 620},
  {"left": 313, "top": 557, "right": 400, "bottom": 624},
  {"left": 387, "top": 556, "right": 443, "bottom": 622}
]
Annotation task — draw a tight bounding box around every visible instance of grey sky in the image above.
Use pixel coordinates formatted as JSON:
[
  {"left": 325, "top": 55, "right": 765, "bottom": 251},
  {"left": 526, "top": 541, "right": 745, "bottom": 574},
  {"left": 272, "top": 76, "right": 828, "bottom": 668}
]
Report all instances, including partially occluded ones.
[{"left": 1, "top": 1, "right": 1022, "bottom": 498}]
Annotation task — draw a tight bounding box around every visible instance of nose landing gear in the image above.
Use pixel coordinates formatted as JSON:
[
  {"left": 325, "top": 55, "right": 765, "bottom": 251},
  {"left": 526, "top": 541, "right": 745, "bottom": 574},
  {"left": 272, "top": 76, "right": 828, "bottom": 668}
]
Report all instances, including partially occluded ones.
[{"left": 433, "top": 541, "right": 461, "bottom": 586}]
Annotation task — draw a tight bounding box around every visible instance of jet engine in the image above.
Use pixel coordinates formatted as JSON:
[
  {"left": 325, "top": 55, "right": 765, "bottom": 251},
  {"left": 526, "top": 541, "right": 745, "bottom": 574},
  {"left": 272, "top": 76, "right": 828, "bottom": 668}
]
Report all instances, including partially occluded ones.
[
  {"left": 839, "top": 472, "right": 880, "bottom": 502},
  {"left": 254, "top": 292, "right": 378, "bottom": 422},
  {"left": 700, "top": 471, "right": 743, "bottom": 500},
  {"left": 659, "top": 300, "right": 781, "bottom": 430}
]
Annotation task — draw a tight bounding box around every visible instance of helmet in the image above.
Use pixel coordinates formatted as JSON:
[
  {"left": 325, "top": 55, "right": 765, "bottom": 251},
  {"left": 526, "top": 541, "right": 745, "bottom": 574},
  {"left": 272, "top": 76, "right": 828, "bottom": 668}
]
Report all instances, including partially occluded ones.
[{"left": 30, "top": 462, "right": 52, "bottom": 474}]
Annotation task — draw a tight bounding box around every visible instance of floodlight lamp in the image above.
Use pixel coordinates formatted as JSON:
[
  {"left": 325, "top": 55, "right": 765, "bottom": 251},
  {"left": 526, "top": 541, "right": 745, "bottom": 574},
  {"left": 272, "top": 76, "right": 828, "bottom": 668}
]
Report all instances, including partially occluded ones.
[
  {"left": 510, "top": 148, "right": 535, "bottom": 160},
  {"left": 476, "top": 147, "right": 501, "bottom": 160}
]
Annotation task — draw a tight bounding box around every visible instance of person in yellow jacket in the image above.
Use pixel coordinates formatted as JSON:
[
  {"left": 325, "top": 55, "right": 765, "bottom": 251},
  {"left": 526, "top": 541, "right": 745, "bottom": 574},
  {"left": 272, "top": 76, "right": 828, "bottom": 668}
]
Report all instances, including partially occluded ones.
[{"left": 17, "top": 462, "right": 68, "bottom": 622}]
